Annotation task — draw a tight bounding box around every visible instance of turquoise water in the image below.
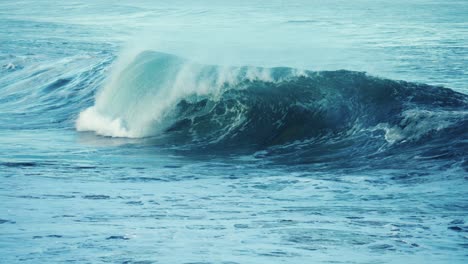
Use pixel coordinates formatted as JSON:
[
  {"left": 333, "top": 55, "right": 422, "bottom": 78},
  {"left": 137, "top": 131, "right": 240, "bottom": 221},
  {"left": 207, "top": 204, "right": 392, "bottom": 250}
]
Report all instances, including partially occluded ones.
[{"left": 1, "top": 1, "right": 467, "bottom": 263}]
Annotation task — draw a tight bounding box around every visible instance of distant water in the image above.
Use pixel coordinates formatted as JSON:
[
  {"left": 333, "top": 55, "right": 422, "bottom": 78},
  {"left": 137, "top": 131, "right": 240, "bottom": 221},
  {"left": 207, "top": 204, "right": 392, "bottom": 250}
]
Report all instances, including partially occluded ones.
[{"left": 1, "top": 1, "right": 467, "bottom": 263}]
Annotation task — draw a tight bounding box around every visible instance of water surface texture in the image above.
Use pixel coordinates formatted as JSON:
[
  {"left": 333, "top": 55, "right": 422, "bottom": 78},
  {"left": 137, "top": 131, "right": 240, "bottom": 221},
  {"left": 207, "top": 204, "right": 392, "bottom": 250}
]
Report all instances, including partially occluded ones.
[{"left": 1, "top": 1, "right": 467, "bottom": 263}]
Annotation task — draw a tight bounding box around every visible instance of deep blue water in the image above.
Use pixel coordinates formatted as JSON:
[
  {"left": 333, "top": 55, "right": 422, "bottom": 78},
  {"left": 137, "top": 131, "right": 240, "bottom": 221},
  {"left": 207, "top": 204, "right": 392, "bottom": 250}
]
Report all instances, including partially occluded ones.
[{"left": 1, "top": 1, "right": 467, "bottom": 263}]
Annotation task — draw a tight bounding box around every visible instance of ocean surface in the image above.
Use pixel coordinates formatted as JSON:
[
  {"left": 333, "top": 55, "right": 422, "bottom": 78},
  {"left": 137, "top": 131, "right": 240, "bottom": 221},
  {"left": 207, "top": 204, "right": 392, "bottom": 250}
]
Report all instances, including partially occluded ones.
[{"left": 1, "top": 0, "right": 467, "bottom": 263}]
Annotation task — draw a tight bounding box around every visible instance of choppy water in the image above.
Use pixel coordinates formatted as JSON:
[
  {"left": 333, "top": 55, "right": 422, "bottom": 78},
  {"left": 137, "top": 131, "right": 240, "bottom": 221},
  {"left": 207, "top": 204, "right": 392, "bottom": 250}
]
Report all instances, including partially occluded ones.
[{"left": 1, "top": 1, "right": 467, "bottom": 263}]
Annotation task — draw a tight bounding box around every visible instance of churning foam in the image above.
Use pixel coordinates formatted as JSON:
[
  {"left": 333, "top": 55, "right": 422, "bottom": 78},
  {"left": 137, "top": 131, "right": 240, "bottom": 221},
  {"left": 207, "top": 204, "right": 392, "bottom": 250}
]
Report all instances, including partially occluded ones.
[{"left": 76, "top": 107, "right": 134, "bottom": 137}]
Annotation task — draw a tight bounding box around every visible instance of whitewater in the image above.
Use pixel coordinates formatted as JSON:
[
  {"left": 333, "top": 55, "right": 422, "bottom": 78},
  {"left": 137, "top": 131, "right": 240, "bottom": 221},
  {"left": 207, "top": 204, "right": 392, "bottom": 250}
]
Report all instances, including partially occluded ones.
[{"left": 1, "top": 1, "right": 467, "bottom": 263}]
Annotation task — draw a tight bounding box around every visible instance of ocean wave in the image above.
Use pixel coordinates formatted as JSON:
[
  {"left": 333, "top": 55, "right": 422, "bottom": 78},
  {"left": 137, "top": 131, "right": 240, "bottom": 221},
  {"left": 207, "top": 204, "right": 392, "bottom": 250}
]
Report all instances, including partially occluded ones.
[{"left": 75, "top": 51, "right": 467, "bottom": 162}]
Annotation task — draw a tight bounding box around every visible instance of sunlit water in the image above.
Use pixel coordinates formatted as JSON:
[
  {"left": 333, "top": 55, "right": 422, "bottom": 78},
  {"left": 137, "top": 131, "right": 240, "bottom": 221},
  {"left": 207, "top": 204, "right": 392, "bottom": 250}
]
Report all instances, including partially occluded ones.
[{"left": 1, "top": 1, "right": 467, "bottom": 263}]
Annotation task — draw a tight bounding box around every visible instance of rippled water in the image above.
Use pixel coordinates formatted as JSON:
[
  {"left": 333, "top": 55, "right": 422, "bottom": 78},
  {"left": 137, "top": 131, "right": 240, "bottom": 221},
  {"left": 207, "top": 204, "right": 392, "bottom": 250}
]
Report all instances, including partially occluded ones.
[{"left": 1, "top": 1, "right": 467, "bottom": 263}]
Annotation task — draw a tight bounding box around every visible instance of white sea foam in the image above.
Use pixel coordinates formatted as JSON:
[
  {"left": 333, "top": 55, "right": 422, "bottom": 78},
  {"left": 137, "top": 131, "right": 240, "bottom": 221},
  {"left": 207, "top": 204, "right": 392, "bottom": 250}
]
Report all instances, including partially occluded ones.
[
  {"left": 375, "top": 109, "right": 467, "bottom": 144},
  {"left": 76, "top": 107, "right": 134, "bottom": 138}
]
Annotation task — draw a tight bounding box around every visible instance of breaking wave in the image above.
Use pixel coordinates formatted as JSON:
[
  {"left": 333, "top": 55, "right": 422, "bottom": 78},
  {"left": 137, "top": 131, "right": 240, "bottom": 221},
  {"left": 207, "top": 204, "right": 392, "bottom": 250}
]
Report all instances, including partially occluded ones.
[{"left": 76, "top": 51, "right": 467, "bottom": 165}]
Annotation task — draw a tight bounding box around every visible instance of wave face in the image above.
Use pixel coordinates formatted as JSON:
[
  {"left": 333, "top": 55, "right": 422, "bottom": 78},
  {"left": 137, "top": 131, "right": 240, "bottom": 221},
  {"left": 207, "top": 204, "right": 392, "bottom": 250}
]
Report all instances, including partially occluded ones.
[{"left": 77, "top": 51, "right": 467, "bottom": 164}]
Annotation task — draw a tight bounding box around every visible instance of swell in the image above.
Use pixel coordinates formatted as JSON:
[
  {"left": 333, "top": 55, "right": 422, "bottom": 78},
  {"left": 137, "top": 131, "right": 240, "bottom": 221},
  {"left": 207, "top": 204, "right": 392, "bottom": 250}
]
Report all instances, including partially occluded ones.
[{"left": 0, "top": 53, "right": 113, "bottom": 130}]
